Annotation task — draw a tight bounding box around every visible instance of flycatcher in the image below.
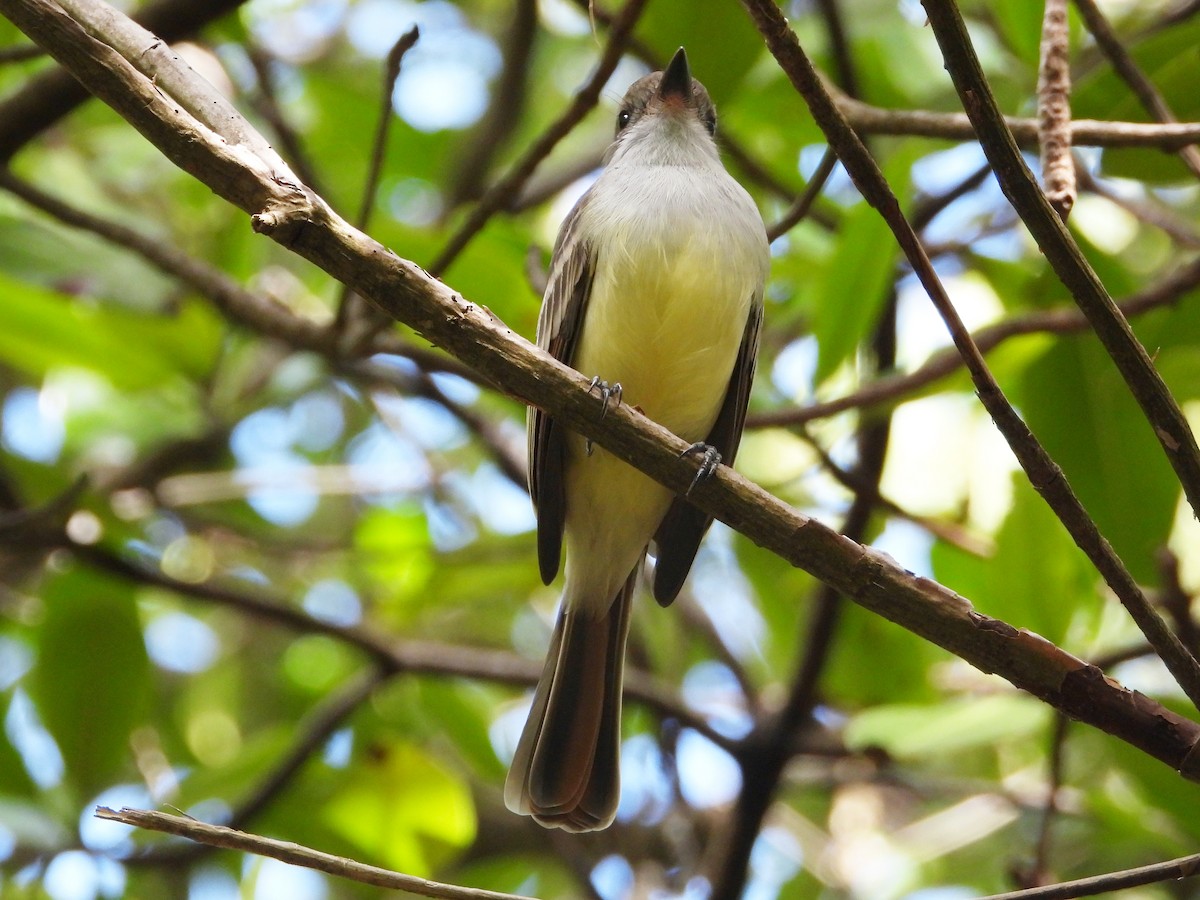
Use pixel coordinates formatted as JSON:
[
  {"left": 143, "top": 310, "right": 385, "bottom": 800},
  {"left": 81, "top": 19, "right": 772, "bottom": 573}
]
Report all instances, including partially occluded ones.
[{"left": 505, "top": 48, "right": 769, "bottom": 832}]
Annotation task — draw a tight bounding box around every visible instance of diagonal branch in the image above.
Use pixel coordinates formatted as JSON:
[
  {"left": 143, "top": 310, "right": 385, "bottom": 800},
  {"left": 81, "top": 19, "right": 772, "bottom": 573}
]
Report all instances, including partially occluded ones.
[
  {"left": 427, "top": 0, "right": 650, "bottom": 276},
  {"left": 978, "top": 848, "right": 1200, "bottom": 899},
  {"left": 6, "top": 0, "right": 1200, "bottom": 782},
  {"left": 1071, "top": 0, "right": 1200, "bottom": 179},
  {"left": 921, "top": 0, "right": 1200, "bottom": 529},
  {"left": 738, "top": 0, "right": 1200, "bottom": 711},
  {"left": 96, "top": 807, "right": 535, "bottom": 899},
  {"left": 0, "top": 0, "right": 247, "bottom": 161}
]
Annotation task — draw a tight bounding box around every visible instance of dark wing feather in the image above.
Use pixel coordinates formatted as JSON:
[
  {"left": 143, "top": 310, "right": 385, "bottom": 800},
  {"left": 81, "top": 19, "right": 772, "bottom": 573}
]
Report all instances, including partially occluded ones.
[
  {"left": 528, "top": 200, "right": 596, "bottom": 585},
  {"left": 652, "top": 299, "right": 762, "bottom": 606}
]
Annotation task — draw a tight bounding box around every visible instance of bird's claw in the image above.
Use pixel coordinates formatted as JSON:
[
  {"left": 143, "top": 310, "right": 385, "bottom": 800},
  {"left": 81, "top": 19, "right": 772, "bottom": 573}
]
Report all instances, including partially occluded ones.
[
  {"left": 584, "top": 378, "right": 622, "bottom": 457},
  {"left": 680, "top": 442, "right": 722, "bottom": 495},
  {"left": 587, "top": 377, "right": 623, "bottom": 420}
]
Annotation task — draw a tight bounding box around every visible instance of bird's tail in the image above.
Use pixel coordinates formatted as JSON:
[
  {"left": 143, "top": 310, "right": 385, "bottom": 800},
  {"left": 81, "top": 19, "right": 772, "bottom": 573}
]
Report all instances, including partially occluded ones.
[{"left": 504, "top": 569, "right": 636, "bottom": 832}]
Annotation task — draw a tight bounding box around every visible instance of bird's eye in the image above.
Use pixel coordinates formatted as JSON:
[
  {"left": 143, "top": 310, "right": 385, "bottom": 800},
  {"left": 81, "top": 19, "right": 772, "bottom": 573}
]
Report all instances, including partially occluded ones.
[
  {"left": 703, "top": 109, "right": 717, "bottom": 136},
  {"left": 617, "top": 109, "right": 632, "bottom": 130}
]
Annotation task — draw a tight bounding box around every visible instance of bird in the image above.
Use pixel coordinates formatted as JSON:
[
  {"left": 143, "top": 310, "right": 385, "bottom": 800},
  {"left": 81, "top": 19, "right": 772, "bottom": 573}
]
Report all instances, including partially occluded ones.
[{"left": 504, "top": 47, "right": 769, "bottom": 832}]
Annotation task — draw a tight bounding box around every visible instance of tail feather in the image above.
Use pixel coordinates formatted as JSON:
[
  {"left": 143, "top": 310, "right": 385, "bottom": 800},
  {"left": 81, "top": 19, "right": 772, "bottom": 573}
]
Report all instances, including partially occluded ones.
[{"left": 504, "top": 570, "right": 635, "bottom": 832}]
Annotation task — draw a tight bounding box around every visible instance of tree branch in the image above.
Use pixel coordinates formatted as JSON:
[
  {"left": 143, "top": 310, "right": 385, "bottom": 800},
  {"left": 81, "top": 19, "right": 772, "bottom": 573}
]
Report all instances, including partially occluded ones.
[
  {"left": 834, "top": 89, "right": 1200, "bottom": 148},
  {"left": 0, "top": 0, "right": 247, "bottom": 161},
  {"left": 1037, "top": 0, "right": 1076, "bottom": 218},
  {"left": 7, "top": 0, "right": 1200, "bottom": 785},
  {"left": 978, "top": 848, "right": 1200, "bottom": 899},
  {"left": 738, "top": 0, "right": 1200, "bottom": 711},
  {"left": 921, "top": 0, "right": 1200, "bottom": 531},
  {"left": 95, "top": 807, "right": 535, "bottom": 899}
]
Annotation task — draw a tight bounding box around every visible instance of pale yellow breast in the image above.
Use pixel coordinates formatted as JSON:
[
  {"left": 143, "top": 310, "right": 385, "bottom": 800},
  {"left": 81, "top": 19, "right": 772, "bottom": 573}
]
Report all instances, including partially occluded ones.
[{"left": 571, "top": 197, "right": 760, "bottom": 441}]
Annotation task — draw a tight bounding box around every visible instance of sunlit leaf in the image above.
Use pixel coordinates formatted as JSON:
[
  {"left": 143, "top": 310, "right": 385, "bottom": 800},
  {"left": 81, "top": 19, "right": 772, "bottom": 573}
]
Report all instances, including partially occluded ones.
[
  {"left": 323, "top": 737, "right": 476, "bottom": 876},
  {"left": 845, "top": 694, "right": 1051, "bottom": 760}
]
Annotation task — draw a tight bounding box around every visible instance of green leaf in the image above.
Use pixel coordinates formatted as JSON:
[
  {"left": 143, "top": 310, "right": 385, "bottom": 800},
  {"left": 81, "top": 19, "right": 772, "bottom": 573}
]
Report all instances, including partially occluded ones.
[
  {"left": 29, "top": 566, "right": 150, "bottom": 798},
  {"left": 845, "top": 694, "right": 1051, "bottom": 760},
  {"left": 1015, "top": 336, "right": 1180, "bottom": 583},
  {"left": 1073, "top": 17, "right": 1200, "bottom": 183},
  {"left": 824, "top": 603, "right": 945, "bottom": 707},
  {"left": 0, "top": 272, "right": 221, "bottom": 388},
  {"left": 808, "top": 143, "right": 919, "bottom": 384},
  {"left": 932, "top": 476, "right": 1096, "bottom": 647},
  {"left": 810, "top": 199, "right": 898, "bottom": 383},
  {"left": 355, "top": 506, "right": 435, "bottom": 618},
  {"left": 323, "top": 737, "right": 476, "bottom": 876},
  {"left": 638, "top": 0, "right": 762, "bottom": 104},
  {"left": 453, "top": 854, "right": 580, "bottom": 900}
]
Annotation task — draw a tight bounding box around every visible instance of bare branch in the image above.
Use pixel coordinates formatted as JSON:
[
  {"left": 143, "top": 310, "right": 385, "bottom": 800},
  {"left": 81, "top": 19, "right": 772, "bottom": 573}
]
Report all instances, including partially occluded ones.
[
  {"left": 978, "top": 848, "right": 1200, "bottom": 899},
  {"left": 8, "top": 0, "right": 1200, "bottom": 792},
  {"left": 444, "top": 0, "right": 538, "bottom": 208},
  {"left": 128, "top": 670, "right": 390, "bottom": 866},
  {"left": 1037, "top": 0, "right": 1076, "bottom": 218},
  {"left": 834, "top": 89, "right": 1200, "bottom": 149},
  {"left": 1072, "top": 0, "right": 1200, "bottom": 179},
  {"left": 741, "top": 0, "right": 1200, "bottom": 710},
  {"left": 427, "top": 0, "right": 650, "bottom": 276},
  {"left": 922, "top": 0, "right": 1200, "bottom": 533},
  {"left": 96, "top": 807, "right": 536, "bottom": 899}
]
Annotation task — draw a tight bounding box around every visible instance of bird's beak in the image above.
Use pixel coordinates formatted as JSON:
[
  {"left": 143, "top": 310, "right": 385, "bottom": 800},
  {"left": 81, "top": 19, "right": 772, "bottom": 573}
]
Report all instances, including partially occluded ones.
[{"left": 659, "top": 47, "right": 692, "bottom": 101}]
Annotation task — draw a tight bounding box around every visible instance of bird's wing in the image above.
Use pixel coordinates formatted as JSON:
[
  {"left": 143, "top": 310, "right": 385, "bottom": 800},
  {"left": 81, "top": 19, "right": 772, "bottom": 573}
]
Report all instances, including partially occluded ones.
[
  {"left": 528, "top": 201, "right": 597, "bottom": 585},
  {"left": 652, "top": 297, "right": 763, "bottom": 606}
]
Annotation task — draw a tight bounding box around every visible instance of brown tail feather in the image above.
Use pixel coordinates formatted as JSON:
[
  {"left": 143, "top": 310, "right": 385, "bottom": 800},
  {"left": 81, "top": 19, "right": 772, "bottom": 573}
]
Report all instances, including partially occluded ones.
[{"left": 504, "top": 570, "right": 635, "bottom": 832}]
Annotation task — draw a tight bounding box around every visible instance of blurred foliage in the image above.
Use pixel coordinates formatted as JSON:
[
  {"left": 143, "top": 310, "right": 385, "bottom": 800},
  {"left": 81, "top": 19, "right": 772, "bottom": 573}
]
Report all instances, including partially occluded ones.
[{"left": 0, "top": 0, "right": 1199, "bottom": 898}]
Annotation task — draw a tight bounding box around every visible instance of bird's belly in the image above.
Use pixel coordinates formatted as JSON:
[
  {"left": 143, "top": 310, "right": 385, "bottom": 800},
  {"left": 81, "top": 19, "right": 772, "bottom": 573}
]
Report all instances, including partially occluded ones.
[
  {"left": 571, "top": 238, "right": 751, "bottom": 441},
  {"left": 557, "top": 185, "right": 763, "bottom": 613}
]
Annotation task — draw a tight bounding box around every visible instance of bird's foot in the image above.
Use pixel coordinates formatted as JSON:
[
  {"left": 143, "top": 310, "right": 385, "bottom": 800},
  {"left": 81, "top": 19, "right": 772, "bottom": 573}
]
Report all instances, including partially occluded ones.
[
  {"left": 587, "top": 377, "right": 623, "bottom": 419},
  {"left": 680, "top": 442, "right": 722, "bottom": 495},
  {"left": 584, "top": 378, "right": 622, "bottom": 457}
]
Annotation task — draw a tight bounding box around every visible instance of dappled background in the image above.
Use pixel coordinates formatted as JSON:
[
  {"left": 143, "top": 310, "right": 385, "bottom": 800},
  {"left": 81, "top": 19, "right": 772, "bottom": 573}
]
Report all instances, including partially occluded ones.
[{"left": 2, "top": 0, "right": 1200, "bottom": 897}]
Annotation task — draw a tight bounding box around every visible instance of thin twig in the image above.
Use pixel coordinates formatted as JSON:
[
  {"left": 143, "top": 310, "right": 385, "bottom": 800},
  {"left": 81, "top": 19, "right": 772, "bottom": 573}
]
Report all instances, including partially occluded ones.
[
  {"left": 355, "top": 27, "right": 420, "bottom": 235},
  {"left": 1027, "top": 714, "right": 1070, "bottom": 888},
  {"left": 1071, "top": 0, "right": 1200, "bottom": 179},
  {"left": 96, "top": 807, "right": 535, "bottom": 899},
  {"left": 244, "top": 44, "right": 326, "bottom": 196},
  {"left": 1158, "top": 548, "right": 1197, "bottom": 655},
  {"left": 768, "top": 147, "right": 839, "bottom": 241},
  {"left": 832, "top": 88, "right": 1200, "bottom": 149},
  {"left": 922, "top": 0, "right": 1200, "bottom": 534},
  {"left": 978, "top": 849, "right": 1200, "bottom": 899},
  {"left": 11, "top": 0, "right": 1200, "bottom": 786},
  {"left": 741, "top": 0, "right": 1200, "bottom": 711},
  {"left": 69, "top": 539, "right": 736, "bottom": 753},
  {"left": 799, "top": 426, "right": 992, "bottom": 555},
  {"left": 1037, "top": 0, "right": 1076, "bottom": 219},
  {"left": 445, "top": 0, "right": 538, "bottom": 208},
  {"left": 0, "top": 171, "right": 517, "bottom": 471},
  {"left": 333, "top": 25, "right": 420, "bottom": 341},
  {"left": 0, "top": 42, "right": 43, "bottom": 62},
  {"left": 127, "top": 669, "right": 390, "bottom": 865},
  {"left": 752, "top": 253, "right": 1200, "bottom": 427},
  {"left": 427, "top": 0, "right": 650, "bottom": 276}
]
